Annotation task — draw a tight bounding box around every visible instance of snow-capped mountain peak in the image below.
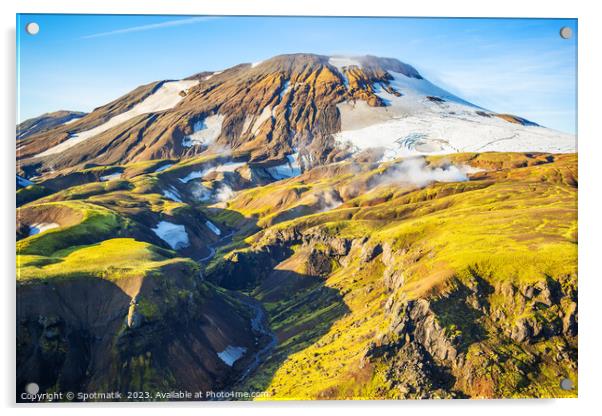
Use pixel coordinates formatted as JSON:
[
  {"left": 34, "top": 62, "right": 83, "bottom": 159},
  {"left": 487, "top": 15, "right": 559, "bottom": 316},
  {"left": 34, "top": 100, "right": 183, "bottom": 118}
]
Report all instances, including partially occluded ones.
[{"left": 17, "top": 53, "right": 575, "bottom": 178}]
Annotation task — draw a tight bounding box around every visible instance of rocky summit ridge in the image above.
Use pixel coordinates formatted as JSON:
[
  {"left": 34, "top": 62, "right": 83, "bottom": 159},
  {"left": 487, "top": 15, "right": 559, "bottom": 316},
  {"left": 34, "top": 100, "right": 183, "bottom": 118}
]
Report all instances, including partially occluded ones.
[{"left": 17, "top": 53, "right": 573, "bottom": 180}]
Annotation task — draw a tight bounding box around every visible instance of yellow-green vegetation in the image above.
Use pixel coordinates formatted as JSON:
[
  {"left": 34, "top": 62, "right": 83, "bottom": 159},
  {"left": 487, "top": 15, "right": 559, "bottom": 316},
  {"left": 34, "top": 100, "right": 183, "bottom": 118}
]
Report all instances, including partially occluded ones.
[
  {"left": 222, "top": 162, "right": 378, "bottom": 226},
  {"left": 17, "top": 238, "right": 193, "bottom": 282},
  {"left": 229, "top": 153, "right": 578, "bottom": 399},
  {"left": 17, "top": 201, "right": 132, "bottom": 256},
  {"left": 88, "top": 190, "right": 186, "bottom": 216},
  {"left": 120, "top": 158, "right": 175, "bottom": 178},
  {"left": 17, "top": 184, "right": 53, "bottom": 206},
  {"left": 16, "top": 151, "right": 577, "bottom": 400},
  {"left": 35, "top": 180, "right": 133, "bottom": 203},
  {"left": 154, "top": 153, "right": 223, "bottom": 178},
  {"left": 243, "top": 251, "right": 389, "bottom": 399}
]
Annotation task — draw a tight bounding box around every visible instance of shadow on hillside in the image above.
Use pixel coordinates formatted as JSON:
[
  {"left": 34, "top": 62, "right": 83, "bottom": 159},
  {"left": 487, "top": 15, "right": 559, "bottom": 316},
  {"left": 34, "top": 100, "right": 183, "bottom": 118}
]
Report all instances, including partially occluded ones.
[
  {"left": 16, "top": 276, "right": 130, "bottom": 402},
  {"left": 208, "top": 243, "right": 350, "bottom": 396},
  {"left": 171, "top": 206, "right": 255, "bottom": 263},
  {"left": 200, "top": 204, "right": 352, "bottom": 396},
  {"left": 16, "top": 264, "right": 265, "bottom": 402}
]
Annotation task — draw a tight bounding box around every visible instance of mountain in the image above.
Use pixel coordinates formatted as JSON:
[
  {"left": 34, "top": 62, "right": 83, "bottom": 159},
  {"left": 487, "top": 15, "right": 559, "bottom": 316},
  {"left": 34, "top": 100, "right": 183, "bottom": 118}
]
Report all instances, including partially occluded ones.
[
  {"left": 16, "top": 54, "right": 574, "bottom": 178},
  {"left": 17, "top": 110, "right": 86, "bottom": 140},
  {"left": 16, "top": 53, "right": 577, "bottom": 400}
]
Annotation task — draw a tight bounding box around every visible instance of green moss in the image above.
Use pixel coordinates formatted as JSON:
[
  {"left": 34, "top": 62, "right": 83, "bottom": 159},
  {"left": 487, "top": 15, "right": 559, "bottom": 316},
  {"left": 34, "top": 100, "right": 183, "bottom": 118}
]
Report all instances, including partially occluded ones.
[
  {"left": 236, "top": 153, "right": 577, "bottom": 399},
  {"left": 17, "top": 201, "right": 130, "bottom": 257},
  {"left": 136, "top": 298, "right": 161, "bottom": 320},
  {"left": 15, "top": 152, "right": 577, "bottom": 399},
  {"left": 17, "top": 184, "right": 53, "bottom": 206},
  {"left": 17, "top": 238, "right": 194, "bottom": 282}
]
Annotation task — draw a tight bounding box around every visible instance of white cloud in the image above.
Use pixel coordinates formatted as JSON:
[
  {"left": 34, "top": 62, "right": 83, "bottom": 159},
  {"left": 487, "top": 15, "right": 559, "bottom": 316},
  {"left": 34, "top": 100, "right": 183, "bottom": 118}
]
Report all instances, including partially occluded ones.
[{"left": 82, "top": 17, "right": 216, "bottom": 39}]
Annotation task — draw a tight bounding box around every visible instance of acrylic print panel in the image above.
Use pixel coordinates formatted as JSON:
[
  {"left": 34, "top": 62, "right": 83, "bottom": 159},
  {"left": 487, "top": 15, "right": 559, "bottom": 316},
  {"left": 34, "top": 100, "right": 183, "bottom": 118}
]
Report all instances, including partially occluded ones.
[{"left": 16, "top": 14, "right": 577, "bottom": 402}]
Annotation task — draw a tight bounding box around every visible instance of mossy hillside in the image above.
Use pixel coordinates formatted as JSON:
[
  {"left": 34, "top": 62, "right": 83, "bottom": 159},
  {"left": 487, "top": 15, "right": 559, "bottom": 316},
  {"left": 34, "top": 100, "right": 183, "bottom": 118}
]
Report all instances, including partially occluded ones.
[
  {"left": 18, "top": 158, "right": 180, "bottom": 207},
  {"left": 16, "top": 184, "right": 53, "bottom": 207},
  {"left": 231, "top": 154, "right": 577, "bottom": 399},
  {"left": 80, "top": 158, "right": 181, "bottom": 181},
  {"left": 87, "top": 190, "right": 186, "bottom": 217},
  {"left": 153, "top": 153, "right": 229, "bottom": 181},
  {"left": 29, "top": 165, "right": 125, "bottom": 196},
  {"left": 120, "top": 159, "right": 177, "bottom": 178},
  {"left": 16, "top": 238, "right": 237, "bottom": 398},
  {"left": 108, "top": 274, "right": 259, "bottom": 397},
  {"left": 221, "top": 161, "right": 384, "bottom": 224},
  {"left": 15, "top": 151, "right": 577, "bottom": 399},
  {"left": 452, "top": 333, "right": 577, "bottom": 398},
  {"left": 17, "top": 160, "right": 165, "bottom": 206},
  {"left": 373, "top": 179, "right": 576, "bottom": 297},
  {"left": 220, "top": 152, "right": 546, "bottom": 229},
  {"left": 17, "top": 201, "right": 133, "bottom": 257},
  {"left": 17, "top": 238, "right": 195, "bottom": 282},
  {"left": 235, "top": 152, "right": 575, "bottom": 232},
  {"left": 427, "top": 151, "right": 570, "bottom": 170},
  {"left": 33, "top": 180, "right": 133, "bottom": 204},
  {"left": 79, "top": 165, "right": 123, "bottom": 176},
  {"left": 253, "top": 156, "right": 576, "bottom": 295},
  {"left": 245, "top": 248, "right": 392, "bottom": 399},
  {"left": 225, "top": 183, "right": 312, "bottom": 221},
  {"left": 251, "top": 220, "right": 575, "bottom": 398}
]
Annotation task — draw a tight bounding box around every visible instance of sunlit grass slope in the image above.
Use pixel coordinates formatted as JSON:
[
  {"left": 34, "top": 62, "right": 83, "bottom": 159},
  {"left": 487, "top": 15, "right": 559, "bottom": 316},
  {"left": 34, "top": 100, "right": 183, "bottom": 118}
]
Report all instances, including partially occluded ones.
[{"left": 229, "top": 153, "right": 577, "bottom": 399}]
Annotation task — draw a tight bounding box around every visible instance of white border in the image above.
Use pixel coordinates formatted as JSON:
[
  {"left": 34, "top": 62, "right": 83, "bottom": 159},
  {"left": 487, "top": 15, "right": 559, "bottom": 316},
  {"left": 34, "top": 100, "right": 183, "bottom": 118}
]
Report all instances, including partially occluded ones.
[{"left": 2, "top": 1, "right": 600, "bottom": 415}]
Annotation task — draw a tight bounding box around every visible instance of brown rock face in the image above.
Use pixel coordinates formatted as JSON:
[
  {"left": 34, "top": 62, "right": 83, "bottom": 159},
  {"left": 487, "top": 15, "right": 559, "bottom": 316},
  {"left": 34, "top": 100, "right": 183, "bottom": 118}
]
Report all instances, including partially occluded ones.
[
  {"left": 17, "top": 110, "right": 87, "bottom": 140},
  {"left": 17, "top": 54, "right": 422, "bottom": 177},
  {"left": 16, "top": 265, "right": 259, "bottom": 399}
]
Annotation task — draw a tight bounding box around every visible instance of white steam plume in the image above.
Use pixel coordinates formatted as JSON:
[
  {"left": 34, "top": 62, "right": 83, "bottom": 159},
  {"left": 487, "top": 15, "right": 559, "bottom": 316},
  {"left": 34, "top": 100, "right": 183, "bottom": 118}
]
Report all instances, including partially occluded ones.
[
  {"left": 215, "top": 184, "right": 235, "bottom": 202},
  {"left": 377, "top": 157, "right": 481, "bottom": 188}
]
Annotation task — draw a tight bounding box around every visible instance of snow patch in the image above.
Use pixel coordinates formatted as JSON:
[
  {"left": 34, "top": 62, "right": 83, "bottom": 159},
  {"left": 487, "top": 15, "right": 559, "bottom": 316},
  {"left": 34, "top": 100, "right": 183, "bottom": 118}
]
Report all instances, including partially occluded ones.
[
  {"left": 181, "top": 115, "right": 225, "bottom": 147},
  {"left": 35, "top": 80, "right": 199, "bottom": 158},
  {"left": 217, "top": 345, "right": 247, "bottom": 366},
  {"left": 266, "top": 153, "right": 301, "bottom": 180},
  {"left": 17, "top": 175, "right": 33, "bottom": 187},
  {"left": 251, "top": 60, "right": 264, "bottom": 68},
  {"left": 203, "top": 71, "right": 222, "bottom": 81},
  {"left": 205, "top": 220, "right": 221, "bottom": 236},
  {"left": 213, "top": 162, "right": 246, "bottom": 173},
  {"left": 178, "top": 162, "right": 246, "bottom": 184},
  {"left": 63, "top": 117, "right": 82, "bottom": 125},
  {"left": 153, "top": 163, "right": 173, "bottom": 173},
  {"left": 334, "top": 71, "right": 576, "bottom": 158},
  {"left": 279, "top": 81, "right": 291, "bottom": 100},
  {"left": 100, "top": 172, "right": 122, "bottom": 181},
  {"left": 151, "top": 221, "right": 189, "bottom": 250},
  {"left": 381, "top": 71, "right": 475, "bottom": 107},
  {"left": 178, "top": 171, "right": 204, "bottom": 184},
  {"left": 335, "top": 107, "right": 575, "bottom": 159},
  {"left": 162, "top": 186, "right": 183, "bottom": 202},
  {"left": 328, "top": 57, "right": 362, "bottom": 88},
  {"left": 29, "top": 222, "right": 59, "bottom": 236},
  {"left": 241, "top": 116, "right": 253, "bottom": 135},
  {"left": 251, "top": 106, "right": 273, "bottom": 136}
]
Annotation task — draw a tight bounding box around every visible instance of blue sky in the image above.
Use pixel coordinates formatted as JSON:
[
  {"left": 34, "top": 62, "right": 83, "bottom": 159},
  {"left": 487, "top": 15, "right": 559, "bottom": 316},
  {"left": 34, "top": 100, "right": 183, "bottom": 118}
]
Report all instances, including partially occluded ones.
[{"left": 17, "top": 15, "right": 577, "bottom": 133}]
